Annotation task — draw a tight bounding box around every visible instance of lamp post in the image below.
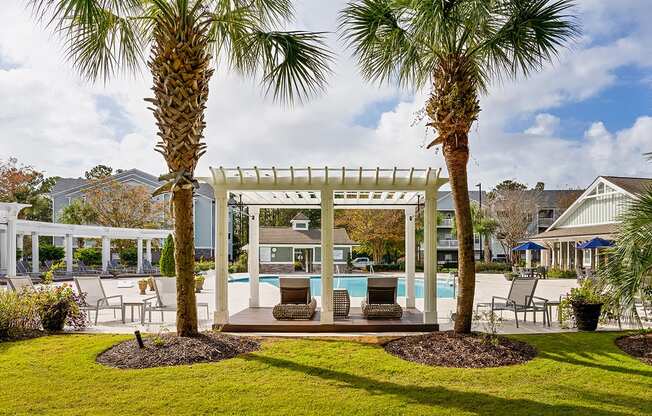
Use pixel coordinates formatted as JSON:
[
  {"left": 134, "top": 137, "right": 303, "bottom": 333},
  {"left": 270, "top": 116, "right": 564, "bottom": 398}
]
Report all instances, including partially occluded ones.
[{"left": 476, "top": 183, "right": 482, "bottom": 262}]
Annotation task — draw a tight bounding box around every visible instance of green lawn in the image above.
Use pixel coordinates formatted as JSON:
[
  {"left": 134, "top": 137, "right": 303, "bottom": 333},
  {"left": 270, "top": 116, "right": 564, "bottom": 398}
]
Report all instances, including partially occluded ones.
[{"left": 0, "top": 332, "right": 650, "bottom": 415}]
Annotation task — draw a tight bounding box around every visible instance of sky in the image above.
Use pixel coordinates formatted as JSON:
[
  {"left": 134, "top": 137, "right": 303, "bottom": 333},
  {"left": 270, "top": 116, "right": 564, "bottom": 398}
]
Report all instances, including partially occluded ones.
[{"left": 1, "top": 0, "right": 652, "bottom": 190}]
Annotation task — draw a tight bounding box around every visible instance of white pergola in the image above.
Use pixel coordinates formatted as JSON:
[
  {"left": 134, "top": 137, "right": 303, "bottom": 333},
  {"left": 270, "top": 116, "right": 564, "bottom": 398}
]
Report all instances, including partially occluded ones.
[
  {"left": 0, "top": 203, "right": 172, "bottom": 276},
  {"left": 199, "top": 166, "right": 448, "bottom": 325}
]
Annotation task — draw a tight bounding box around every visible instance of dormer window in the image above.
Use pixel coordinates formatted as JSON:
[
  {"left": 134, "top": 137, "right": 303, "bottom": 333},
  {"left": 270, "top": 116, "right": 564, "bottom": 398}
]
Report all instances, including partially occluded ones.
[{"left": 290, "top": 212, "right": 310, "bottom": 231}]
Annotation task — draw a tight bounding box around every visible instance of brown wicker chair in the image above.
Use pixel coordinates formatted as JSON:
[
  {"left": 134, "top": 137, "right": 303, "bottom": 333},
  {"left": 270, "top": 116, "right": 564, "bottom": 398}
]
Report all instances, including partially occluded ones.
[
  {"left": 361, "top": 277, "right": 403, "bottom": 319},
  {"left": 273, "top": 277, "right": 317, "bottom": 320}
]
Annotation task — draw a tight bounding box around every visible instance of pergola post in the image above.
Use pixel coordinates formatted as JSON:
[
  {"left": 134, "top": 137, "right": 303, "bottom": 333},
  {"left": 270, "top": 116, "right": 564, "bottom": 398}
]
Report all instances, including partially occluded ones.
[
  {"left": 101, "top": 236, "right": 110, "bottom": 272},
  {"left": 525, "top": 249, "right": 532, "bottom": 268},
  {"left": 16, "top": 234, "right": 24, "bottom": 260},
  {"left": 6, "top": 219, "right": 17, "bottom": 276},
  {"left": 248, "top": 206, "right": 260, "bottom": 308},
  {"left": 137, "top": 238, "right": 143, "bottom": 273},
  {"left": 423, "top": 188, "right": 438, "bottom": 324},
  {"left": 320, "top": 188, "right": 334, "bottom": 324},
  {"left": 214, "top": 188, "right": 230, "bottom": 325},
  {"left": 145, "top": 239, "right": 152, "bottom": 263},
  {"left": 566, "top": 241, "right": 571, "bottom": 270},
  {"left": 65, "top": 233, "right": 73, "bottom": 273},
  {"left": 0, "top": 229, "right": 6, "bottom": 271},
  {"left": 405, "top": 206, "right": 416, "bottom": 308},
  {"left": 31, "top": 232, "right": 39, "bottom": 273}
]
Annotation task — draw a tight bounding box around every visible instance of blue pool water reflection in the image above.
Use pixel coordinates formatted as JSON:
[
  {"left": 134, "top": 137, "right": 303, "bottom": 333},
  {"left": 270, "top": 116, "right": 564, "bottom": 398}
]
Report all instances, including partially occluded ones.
[{"left": 229, "top": 275, "right": 455, "bottom": 299}]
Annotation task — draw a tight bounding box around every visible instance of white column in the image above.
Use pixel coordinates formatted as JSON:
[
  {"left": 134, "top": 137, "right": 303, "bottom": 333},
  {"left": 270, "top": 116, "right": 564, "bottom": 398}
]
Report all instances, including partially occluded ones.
[
  {"left": 6, "top": 218, "right": 17, "bottom": 277},
  {"left": 145, "top": 239, "right": 152, "bottom": 263},
  {"left": 423, "top": 188, "right": 438, "bottom": 324},
  {"left": 16, "top": 234, "right": 24, "bottom": 260},
  {"left": 320, "top": 188, "right": 334, "bottom": 324},
  {"left": 405, "top": 206, "right": 416, "bottom": 308},
  {"left": 0, "top": 230, "right": 6, "bottom": 271},
  {"left": 137, "top": 238, "right": 143, "bottom": 273},
  {"left": 31, "top": 232, "right": 40, "bottom": 273},
  {"left": 101, "top": 236, "right": 110, "bottom": 272},
  {"left": 65, "top": 233, "right": 73, "bottom": 273},
  {"left": 248, "top": 206, "right": 260, "bottom": 308},
  {"left": 525, "top": 249, "right": 532, "bottom": 268},
  {"left": 214, "top": 188, "right": 230, "bottom": 325},
  {"left": 566, "top": 241, "right": 571, "bottom": 270},
  {"left": 551, "top": 243, "right": 556, "bottom": 268}
]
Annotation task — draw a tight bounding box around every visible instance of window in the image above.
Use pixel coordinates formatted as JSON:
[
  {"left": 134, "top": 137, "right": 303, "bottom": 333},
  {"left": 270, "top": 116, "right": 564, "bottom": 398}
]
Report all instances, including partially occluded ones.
[{"left": 294, "top": 222, "right": 307, "bottom": 229}]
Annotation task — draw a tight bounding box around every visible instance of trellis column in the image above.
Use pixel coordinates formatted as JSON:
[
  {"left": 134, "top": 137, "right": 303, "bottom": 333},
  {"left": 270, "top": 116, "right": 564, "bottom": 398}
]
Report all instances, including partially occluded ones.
[
  {"left": 566, "top": 241, "right": 571, "bottom": 270},
  {"left": 145, "top": 239, "right": 152, "bottom": 263},
  {"left": 423, "top": 188, "right": 438, "bottom": 324},
  {"left": 65, "top": 233, "right": 73, "bottom": 273},
  {"left": 0, "top": 229, "right": 6, "bottom": 271},
  {"left": 214, "top": 188, "right": 230, "bottom": 325},
  {"left": 101, "top": 236, "right": 110, "bottom": 272},
  {"left": 320, "top": 188, "right": 334, "bottom": 324},
  {"left": 248, "top": 206, "right": 260, "bottom": 308},
  {"left": 137, "top": 238, "right": 143, "bottom": 273},
  {"left": 16, "top": 234, "right": 24, "bottom": 260},
  {"left": 405, "top": 206, "right": 416, "bottom": 308},
  {"left": 31, "top": 232, "right": 39, "bottom": 273},
  {"left": 6, "top": 221, "right": 17, "bottom": 276}
]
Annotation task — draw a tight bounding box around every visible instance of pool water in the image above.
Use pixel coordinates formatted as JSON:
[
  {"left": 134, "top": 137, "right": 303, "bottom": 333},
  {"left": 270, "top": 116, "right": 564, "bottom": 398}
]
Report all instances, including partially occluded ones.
[{"left": 229, "top": 275, "right": 456, "bottom": 299}]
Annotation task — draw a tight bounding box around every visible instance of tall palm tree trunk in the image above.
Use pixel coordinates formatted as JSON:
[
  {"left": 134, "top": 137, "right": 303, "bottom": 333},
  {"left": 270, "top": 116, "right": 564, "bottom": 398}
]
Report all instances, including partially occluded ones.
[{"left": 148, "top": 8, "right": 213, "bottom": 337}]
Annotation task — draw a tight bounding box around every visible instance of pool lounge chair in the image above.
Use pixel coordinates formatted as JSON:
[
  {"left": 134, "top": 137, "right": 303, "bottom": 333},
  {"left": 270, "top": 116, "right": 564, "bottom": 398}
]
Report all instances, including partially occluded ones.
[
  {"left": 142, "top": 259, "right": 161, "bottom": 276},
  {"left": 143, "top": 277, "right": 210, "bottom": 324},
  {"left": 272, "top": 277, "right": 317, "bottom": 320},
  {"left": 16, "top": 260, "right": 42, "bottom": 280},
  {"left": 76, "top": 260, "right": 103, "bottom": 276},
  {"left": 361, "top": 277, "right": 403, "bottom": 319},
  {"left": 6, "top": 276, "right": 36, "bottom": 292},
  {"left": 491, "top": 277, "right": 549, "bottom": 328},
  {"left": 74, "top": 276, "right": 124, "bottom": 325}
]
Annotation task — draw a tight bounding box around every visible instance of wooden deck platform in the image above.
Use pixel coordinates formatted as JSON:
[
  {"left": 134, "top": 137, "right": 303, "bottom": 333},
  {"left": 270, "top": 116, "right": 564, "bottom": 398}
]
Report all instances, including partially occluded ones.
[{"left": 219, "top": 307, "right": 439, "bottom": 333}]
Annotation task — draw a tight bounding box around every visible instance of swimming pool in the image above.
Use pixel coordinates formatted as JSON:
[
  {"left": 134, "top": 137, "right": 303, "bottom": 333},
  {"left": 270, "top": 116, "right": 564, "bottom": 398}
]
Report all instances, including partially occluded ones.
[{"left": 229, "top": 275, "right": 456, "bottom": 299}]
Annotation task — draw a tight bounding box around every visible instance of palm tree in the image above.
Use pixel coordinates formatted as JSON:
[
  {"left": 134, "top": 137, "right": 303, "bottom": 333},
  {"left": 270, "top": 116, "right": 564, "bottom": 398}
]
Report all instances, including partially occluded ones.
[
  {"left": 339, "top": 0, "right": 578, "bottom": 332},
  {"left": 31, "top": 0, "right": 332, "bottom": 336},
  {"left": 450, "top": 204, "right": 498, "bottom": 263},
  {"left": 599, "top": 188, "right": 652, "bottom": 322}
]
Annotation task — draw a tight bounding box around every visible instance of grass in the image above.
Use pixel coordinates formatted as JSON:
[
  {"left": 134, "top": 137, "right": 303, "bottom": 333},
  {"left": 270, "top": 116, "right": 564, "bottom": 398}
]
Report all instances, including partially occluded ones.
[{"left": 0, "top": 332, "right": 650, "bottom": 415}]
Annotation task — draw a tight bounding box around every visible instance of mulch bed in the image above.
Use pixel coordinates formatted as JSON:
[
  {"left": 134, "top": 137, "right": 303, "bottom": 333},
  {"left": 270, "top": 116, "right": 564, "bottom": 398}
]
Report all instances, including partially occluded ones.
[
  {"left": 616, "top": 333, "right": 652, "bottom": 365},
  {"left": 96, "top": 332, "right": 260, "bottom": 369},
  {"left": 384, "top": 331, "right": 537, "bottom": 368}
]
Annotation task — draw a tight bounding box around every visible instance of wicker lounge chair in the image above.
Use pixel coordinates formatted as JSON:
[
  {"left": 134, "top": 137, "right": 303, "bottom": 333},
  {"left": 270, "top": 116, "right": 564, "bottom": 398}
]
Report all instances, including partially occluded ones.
[
  {"left": 74, "top": 276, "right": 124, "bottom": 325},
  {"left": 272, "top": 277, "right": 317, "bottom": 320},
  {"left": 6, "top": 276, "right": 36, "bottom": 292},
  {"left": 143, "top": 277, "right": 210, "bottom": 324},
  {"left": 491, "top": 277, "right": 549, "bottom": 327},
  {"left": 361, "top": 277, "right": 403, "bottom": 319}
]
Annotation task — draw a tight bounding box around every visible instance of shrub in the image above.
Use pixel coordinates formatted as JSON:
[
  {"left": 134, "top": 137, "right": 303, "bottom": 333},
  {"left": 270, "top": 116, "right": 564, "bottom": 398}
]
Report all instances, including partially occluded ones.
[
  {"left": 475, "top": 262, "right": 511, "bottom": 273},
  {"left": 74, "top": 247, "right": 102, "bottom": 265},
  {"left": 195, "top": 260, "right": 215, "bottom": 273},
  {"left": 119, "top": 246, "right": 137, "bottom": 266},
  {"left": 0, "top": 291, "right": 41, "bottom": 340},
  {"left": 160, "top": 235, "right": 175, "bottom": 277},
  {"left": 548, "top": 268, "right": 577, "bottom": 279},
  {"left": 34, "top": 285, "right": 87, "bottom": 332},
  {"left": 373, "top": 263, "right": 404, "bottom": 272},
  {"left": 39, "top": 244, "right": 64, "bottom": 261},
  {"left": 229, "top": 252, "right": 248, "bottom": 273}
]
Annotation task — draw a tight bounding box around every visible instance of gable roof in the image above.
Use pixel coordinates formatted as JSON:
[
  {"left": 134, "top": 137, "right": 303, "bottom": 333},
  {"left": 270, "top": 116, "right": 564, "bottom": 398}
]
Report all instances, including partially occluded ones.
[
  {"left": 51, "top": 177, "right": 89, "bottom": 195},
  {"left": 602, "top": 176, "right": 652, "bottom": 197},
  {"left": 291, "top": 212, "right": 310, "bottom": 221},
  {"left": 260, "top": 227, "right": 356, "bottom": 245}
]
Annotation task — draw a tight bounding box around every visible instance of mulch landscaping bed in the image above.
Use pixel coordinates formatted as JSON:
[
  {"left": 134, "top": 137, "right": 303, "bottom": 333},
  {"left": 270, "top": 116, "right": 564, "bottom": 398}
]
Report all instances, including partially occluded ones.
[
  {"left": 97, "top": 332, "right": 260, "bottom": 369},
  {"left": 384, "top": 331, "right": 537, "bottom": 368},
  {"left": 616, "top": 333, "right": 652, "bottom": 365}
]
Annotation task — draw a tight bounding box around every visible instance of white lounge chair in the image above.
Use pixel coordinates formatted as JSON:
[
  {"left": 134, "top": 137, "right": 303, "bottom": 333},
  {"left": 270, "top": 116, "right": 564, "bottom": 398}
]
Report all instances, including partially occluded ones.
[
  {"left": 7, "top": 276, "right": 35, "bottom": 292},
  {"left": 143, "top": 277, "right": 210, "bottom": 324},
  {"left": 74, "top": 276, "right": 124, "bottom": 325}
]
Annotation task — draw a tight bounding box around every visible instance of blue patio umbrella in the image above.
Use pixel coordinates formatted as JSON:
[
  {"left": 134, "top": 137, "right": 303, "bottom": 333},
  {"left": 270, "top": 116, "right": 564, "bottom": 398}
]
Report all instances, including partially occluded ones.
[
  {"left": 577, "top": 238, "right": 614, "bottom": 249},
  {"left": 512, "top": 241, "right": 545, "bottom": 251}
]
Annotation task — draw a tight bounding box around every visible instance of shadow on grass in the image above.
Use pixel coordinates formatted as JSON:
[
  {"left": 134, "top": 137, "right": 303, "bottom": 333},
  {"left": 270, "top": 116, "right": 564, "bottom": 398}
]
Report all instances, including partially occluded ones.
[{"left": 243, "top": 354, "right": 642, "bottom": 416}]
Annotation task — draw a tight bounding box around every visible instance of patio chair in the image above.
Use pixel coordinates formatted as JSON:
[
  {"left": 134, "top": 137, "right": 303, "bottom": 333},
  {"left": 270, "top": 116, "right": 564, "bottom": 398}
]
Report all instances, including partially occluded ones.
[
  {"left": 16, "top": 260, "right": 41, "bottom": 280},
  {"left": 106, "top": 259, "right": 131, "bottom": 277},
  {"left": 142, "top": 259, "right": 160, "bottom": 276},
  {"left": 491, "top": 277, "right": 549, "bottom": 328},
  {"left": 361, "top": 277, "right": 403, "bottom": 319},
  {"left": 74, "top": 276, "right": 124, "bottom": 325},
  {"left": 44, "top": 260, "right": 72, "bottom": 280},
  {"left": 143, "top": 277, "right": 210, "bottom": 324},
  {"left": 76, "top": 260, "right": 102, "bottom": 276},
  {"left": 6, "top": 276, "right": 35, "bottom": 292},
  {"left": 272, "top": 277, "right": 317, "bottom": 320}
]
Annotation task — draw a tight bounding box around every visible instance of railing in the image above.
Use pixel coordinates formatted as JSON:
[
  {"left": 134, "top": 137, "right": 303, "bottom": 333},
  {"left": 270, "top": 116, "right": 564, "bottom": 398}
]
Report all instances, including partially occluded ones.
[
  {"left": 438, "top": 239, "right": 481, "bottom": 249},
  {"left": 537, "top": 217, "right": 555, "bottom": 228},
  {"left": 439, "top": 218, "right": 454, "bottom": 227}
]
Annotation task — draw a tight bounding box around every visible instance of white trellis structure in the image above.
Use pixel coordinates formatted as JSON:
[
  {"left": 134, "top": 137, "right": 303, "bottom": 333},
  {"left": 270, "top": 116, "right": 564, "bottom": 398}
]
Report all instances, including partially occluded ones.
[
  {"left": 0, "top": 203, "right": 172, "bottom": 276},
  {"left": 199, "top": 166, "right": 447, "bottom": 325}
]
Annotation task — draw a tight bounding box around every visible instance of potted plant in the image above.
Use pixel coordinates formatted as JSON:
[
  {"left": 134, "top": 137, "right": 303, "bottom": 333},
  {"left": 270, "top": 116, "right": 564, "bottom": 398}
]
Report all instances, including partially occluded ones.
[
  {"left": 147, "top": 276, "right": 155, "bottom": 291},
  {"left": 561, "top": 278, "right": 605, "bottom": 331},
  {"left": 35, "top": 284, "right": 85, "bottom": 332},
  {"left": 138, "top": 279, "right": 148, "bottom": 295},
  {"left": 195, "top": 275, "right": 205, "bottom": 293}
]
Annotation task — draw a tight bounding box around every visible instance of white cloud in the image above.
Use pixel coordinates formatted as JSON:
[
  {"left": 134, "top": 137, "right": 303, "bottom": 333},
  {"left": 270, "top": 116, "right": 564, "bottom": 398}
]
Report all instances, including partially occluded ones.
[{"left": 0, "top": 0, "right": 651, "bottom": 191}]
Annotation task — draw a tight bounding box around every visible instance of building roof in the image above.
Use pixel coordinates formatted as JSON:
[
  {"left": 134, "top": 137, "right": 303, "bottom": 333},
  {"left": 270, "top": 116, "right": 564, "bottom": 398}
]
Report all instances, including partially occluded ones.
[
  {"left": 532, "top": 223, "right": 617, "bottom": 240},
  {"left": 291, "top": 213, "right": 310, "bottom": 221},
  {"left": 537, "top": 189, "right": 583, "bottom": 208},
  {"left": 51, "top": 177, "right": 89, "bottom": 195},
  {"left": 602, "top": 176, "right": 652, "bottom": 196},
  {"left": 259, "top": 227, "right": 356, "bottom": 245}
]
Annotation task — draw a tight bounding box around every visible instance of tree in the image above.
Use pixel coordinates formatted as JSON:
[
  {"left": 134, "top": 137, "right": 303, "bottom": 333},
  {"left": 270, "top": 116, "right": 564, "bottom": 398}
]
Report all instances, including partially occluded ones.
[
  {"left": 450, "top": 204, "right": 498, "bottom": 263},
  {"left": 85, "top": 165, "right": 113, "bottom": 180},
  {"left": 489, "top": 185, "right": 541, "bottom": 262},
  {"left": 336, "top": 210, "right": 404, "bottom": 262},
  {"left": 340, "top": 0, "right": 578, "bottom": 333},
  {"left": 59, "top": 198, "right": 98, "bottom": 225},
  {"left": 0, "top": 158, "right": 56, "bottom": 222},
  {"left": 160, "top": 235, "right": 176, "bottom": 277},
  {"left": 32, "top": 0, "right": 332, "bottom": 337}
]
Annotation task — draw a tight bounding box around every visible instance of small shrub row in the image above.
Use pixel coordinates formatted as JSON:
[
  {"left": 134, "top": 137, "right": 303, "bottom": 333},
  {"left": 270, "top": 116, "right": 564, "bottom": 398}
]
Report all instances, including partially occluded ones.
[
  {"left": 548, "top": 268, "right": 577, "bottom": 279},
  {"left": 196, "top": 260, "right": 215, "bottom": 273},
  {"left": 475, "top": 262, "right": 511, "bottom": 273},
  {"left": 74, "top": 247, "right": 102, "bottom": 266},
  {"left": 229, "top": 252, "right": 248, "bottom": 273}
]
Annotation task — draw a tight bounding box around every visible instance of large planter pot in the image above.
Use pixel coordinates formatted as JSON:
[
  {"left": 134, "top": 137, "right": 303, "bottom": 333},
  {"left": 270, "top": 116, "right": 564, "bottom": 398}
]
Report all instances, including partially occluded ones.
[
  {"left": 195, "top": 278, "right": 205, "bottom": 293},
  {"left": 572, "top": 303, "right": 602, "bottom": 331}
]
